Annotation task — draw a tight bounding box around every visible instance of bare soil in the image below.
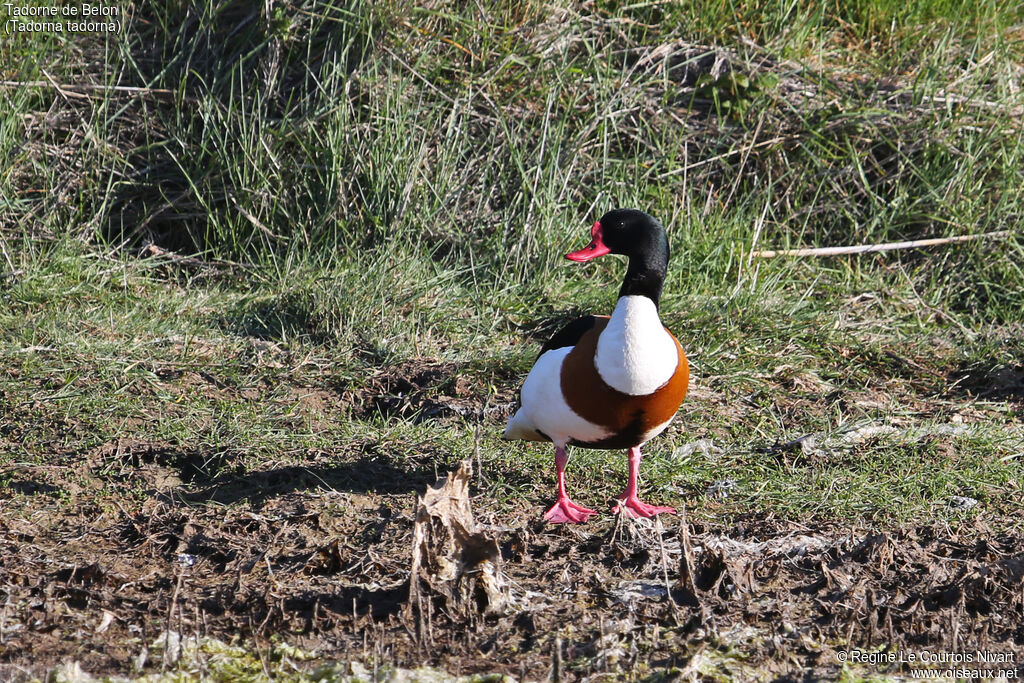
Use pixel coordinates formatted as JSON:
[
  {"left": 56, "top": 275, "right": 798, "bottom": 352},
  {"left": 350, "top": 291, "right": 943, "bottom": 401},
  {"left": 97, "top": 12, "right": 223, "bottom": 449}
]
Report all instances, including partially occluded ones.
[{"left": 3, "top": 482, "right": 1023, "bottom": 681}]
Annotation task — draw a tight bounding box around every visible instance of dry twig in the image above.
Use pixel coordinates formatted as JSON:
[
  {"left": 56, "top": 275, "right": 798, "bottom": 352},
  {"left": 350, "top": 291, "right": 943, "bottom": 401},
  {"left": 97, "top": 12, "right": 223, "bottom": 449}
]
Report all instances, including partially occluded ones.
[{"left": 750, "top": 230, "right": 1015, "bottom": 258}]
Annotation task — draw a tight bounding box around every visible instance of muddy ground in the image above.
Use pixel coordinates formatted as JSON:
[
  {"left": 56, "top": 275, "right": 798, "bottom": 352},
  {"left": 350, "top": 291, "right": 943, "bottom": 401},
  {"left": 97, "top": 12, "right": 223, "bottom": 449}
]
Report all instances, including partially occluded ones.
[{"left": 3, "top": 461, "right": 1024, "bottom": 680}]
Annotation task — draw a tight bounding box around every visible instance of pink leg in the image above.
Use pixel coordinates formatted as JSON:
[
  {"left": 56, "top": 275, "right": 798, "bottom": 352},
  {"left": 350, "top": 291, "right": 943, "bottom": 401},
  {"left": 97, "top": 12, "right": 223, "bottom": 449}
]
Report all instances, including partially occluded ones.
[
  {"left": 544, "top": 446, "right": 598, "bottom": 524},
  {"left": 613, "top": 446, "right": 675, "bottom": 518}
]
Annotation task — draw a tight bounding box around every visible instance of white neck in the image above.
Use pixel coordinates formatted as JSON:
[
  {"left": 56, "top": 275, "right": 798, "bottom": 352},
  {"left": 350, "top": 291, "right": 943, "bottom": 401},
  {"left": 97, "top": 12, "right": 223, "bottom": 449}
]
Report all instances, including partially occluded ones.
[{"left": 594, "top": 295, "right": 678, "bottom": 395}]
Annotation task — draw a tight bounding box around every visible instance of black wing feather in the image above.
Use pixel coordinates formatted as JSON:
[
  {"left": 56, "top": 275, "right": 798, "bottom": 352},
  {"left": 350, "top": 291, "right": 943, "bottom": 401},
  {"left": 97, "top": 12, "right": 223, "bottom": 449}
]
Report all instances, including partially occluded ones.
[{"left": 539, "top": 315, "right": 601, "bottom": 357}]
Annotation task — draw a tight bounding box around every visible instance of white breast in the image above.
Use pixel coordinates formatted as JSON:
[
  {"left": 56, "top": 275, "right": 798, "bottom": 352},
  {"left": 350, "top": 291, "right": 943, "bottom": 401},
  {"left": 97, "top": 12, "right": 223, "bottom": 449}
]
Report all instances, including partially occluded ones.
[{"left": 594, "top": 295, "right": 678, "bottom": 395}]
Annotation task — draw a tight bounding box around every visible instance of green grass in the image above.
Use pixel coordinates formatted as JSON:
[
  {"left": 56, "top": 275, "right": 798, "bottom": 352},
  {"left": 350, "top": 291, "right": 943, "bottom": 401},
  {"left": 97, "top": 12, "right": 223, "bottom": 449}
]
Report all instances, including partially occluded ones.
[{"left": 3, "top": 234, "right": 1021, "bottom": 526}]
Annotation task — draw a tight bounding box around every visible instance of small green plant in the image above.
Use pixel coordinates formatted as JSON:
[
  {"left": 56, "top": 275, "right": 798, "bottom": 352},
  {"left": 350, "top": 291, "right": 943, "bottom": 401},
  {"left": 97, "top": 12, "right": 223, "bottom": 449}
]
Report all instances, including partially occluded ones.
[{"left": 693, "top": 70, "right": 780, "bottom": 121}]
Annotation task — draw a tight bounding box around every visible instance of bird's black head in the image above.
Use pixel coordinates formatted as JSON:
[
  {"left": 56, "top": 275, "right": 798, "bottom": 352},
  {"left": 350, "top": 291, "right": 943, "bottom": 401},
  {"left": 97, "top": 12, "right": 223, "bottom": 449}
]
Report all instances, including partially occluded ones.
[{"left": 565, "top": 209, "right": 670, "bottom": 305}]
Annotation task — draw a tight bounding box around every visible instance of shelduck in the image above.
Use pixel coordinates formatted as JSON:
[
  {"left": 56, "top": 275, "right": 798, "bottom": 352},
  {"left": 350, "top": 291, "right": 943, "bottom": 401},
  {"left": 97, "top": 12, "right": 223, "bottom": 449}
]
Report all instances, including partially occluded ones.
[{"left": 503, "top": 209, "right": 689, "bottom": 523}]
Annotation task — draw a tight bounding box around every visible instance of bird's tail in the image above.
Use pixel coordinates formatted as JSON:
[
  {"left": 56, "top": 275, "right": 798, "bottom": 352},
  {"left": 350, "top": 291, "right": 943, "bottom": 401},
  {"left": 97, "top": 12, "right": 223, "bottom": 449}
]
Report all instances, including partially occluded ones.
[{"left": 502, "top": 408, "right": 545, "bottom": 441}]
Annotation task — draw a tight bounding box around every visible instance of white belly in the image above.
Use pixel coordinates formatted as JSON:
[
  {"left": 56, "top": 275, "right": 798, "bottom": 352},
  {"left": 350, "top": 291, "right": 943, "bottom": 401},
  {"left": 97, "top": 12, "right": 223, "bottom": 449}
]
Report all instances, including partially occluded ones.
[{"left": 502, "top": 347, "right": 610, "bottom": 446}]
